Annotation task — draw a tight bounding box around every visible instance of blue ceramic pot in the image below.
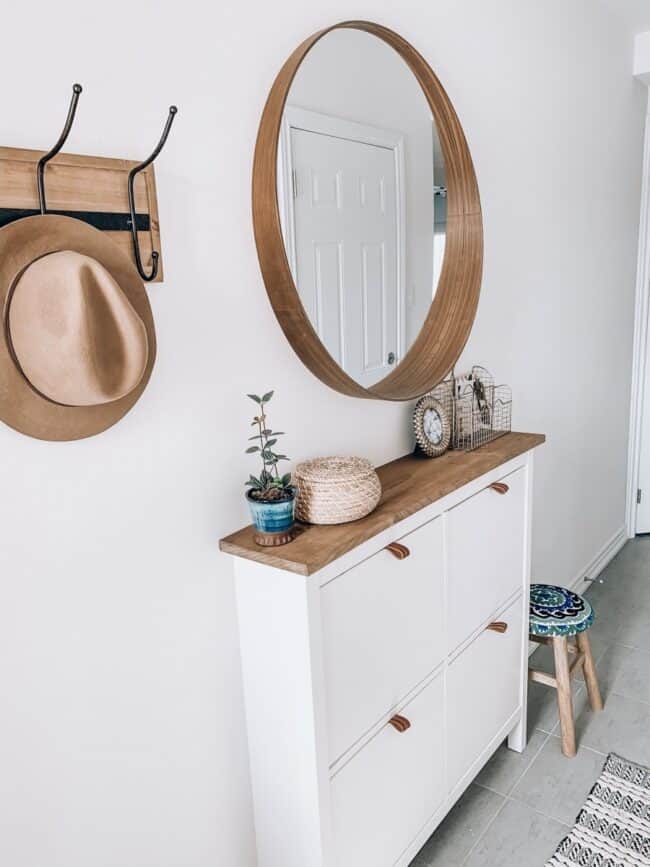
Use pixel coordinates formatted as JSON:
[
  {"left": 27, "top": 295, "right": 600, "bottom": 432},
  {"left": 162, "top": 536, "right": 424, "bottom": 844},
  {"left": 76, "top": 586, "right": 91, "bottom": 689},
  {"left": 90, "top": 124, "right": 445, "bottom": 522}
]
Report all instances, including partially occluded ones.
[{"left": 246, "top": 487, "right": 297, "bottom": 535}]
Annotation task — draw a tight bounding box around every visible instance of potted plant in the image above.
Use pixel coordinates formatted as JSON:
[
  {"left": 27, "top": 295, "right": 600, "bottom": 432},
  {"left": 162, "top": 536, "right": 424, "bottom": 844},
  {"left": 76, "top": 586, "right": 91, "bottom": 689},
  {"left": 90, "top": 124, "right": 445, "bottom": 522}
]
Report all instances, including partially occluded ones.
[{"left": 244, "top": 390, "right": 297, "bottom": 546}]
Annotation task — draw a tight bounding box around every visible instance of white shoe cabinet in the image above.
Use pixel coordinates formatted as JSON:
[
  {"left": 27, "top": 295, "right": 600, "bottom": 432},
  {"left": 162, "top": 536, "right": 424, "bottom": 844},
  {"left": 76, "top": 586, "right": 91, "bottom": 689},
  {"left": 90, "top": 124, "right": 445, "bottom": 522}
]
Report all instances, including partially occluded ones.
[{"left": 220, "top": 432, "right": 544, "bottom": 867}]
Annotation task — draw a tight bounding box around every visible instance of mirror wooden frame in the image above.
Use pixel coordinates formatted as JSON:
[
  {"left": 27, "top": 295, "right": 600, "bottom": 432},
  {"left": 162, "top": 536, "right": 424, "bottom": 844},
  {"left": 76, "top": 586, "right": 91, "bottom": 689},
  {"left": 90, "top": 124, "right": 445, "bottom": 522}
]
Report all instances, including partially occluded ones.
[{"left": 252, "top": 20, "right": 482, "bottom": 401}]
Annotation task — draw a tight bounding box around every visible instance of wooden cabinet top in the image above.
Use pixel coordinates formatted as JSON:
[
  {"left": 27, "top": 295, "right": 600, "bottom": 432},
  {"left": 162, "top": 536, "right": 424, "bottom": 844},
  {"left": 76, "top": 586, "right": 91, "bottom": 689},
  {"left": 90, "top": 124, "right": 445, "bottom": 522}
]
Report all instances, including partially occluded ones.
[{"left": 219, "top": 431, "right": 545, "bottom": 576}]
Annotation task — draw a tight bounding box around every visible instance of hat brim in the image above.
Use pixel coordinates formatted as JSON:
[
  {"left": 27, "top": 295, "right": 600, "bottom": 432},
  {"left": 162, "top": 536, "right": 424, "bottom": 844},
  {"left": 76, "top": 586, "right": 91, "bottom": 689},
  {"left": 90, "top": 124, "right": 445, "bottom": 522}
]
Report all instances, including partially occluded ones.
[{"left": 0, "top": 215, "right": 157, "bottom": 441}]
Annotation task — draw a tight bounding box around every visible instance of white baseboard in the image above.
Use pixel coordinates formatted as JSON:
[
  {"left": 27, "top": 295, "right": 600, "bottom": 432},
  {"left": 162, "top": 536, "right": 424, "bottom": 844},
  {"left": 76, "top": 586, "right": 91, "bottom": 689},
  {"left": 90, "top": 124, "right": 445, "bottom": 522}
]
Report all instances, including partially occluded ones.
[
  {"left": 568, "top": 525, "right": 628, "bottom": 597},
  {"left": 528, "top": 526, "right": 627, "bottom": 657}
]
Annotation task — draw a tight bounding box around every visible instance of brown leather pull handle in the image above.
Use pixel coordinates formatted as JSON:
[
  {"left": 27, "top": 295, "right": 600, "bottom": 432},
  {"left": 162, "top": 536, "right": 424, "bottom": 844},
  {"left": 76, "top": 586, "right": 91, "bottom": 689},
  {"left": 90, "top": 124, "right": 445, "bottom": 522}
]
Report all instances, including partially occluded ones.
[
  {"left": 486, "top": 621, "right": 508, "bottom": 634},
  {"left": 385, "top": 542, "right": 410, "bottom": 560},
  {"left": 388, "top": 714, "right": 411, "bottom": 733},
  {"left": 489, "top": 482, "right": 509, "bottom": 495}
]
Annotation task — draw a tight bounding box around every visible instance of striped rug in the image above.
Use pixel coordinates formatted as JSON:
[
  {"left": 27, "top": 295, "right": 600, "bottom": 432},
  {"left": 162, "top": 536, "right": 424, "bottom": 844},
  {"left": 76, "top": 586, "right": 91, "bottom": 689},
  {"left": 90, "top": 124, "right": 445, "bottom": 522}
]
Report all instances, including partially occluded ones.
[{"left": 547, "top": 753, "right": 650, "bottom": 866}]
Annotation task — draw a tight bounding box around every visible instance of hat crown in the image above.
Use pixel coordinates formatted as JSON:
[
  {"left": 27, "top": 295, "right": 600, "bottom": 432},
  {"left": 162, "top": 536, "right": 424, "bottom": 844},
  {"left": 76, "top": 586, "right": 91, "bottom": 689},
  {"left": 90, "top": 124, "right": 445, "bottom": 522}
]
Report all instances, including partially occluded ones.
[{"left": 8, "top": 250, "right": 149, "bottom": 407}]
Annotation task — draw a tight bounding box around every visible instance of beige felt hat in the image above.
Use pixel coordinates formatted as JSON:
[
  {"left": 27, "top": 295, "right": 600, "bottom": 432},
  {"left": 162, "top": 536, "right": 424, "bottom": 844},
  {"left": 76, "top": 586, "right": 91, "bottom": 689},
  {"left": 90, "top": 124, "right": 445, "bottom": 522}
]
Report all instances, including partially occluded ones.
[{"left": 0, "top": 215, "right": 156, "bottom": 441}]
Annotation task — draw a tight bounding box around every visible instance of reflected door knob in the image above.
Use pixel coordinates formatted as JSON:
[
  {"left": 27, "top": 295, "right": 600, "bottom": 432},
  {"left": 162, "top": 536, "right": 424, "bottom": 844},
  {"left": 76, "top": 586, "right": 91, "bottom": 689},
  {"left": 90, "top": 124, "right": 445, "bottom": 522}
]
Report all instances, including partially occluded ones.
[{"left": 387, "top": 352, "right": 396, "bottom": 364}]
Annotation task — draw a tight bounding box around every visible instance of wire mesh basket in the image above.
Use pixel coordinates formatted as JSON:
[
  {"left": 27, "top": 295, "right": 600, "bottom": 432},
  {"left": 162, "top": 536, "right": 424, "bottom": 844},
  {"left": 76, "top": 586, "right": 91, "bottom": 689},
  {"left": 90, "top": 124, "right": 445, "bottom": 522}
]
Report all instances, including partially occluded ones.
[
  {"left": 429, "top": 376, "right": 455, "bottom": 431},
  {"left": 452, "top": 366, "right": 512, "bottom": 452}
]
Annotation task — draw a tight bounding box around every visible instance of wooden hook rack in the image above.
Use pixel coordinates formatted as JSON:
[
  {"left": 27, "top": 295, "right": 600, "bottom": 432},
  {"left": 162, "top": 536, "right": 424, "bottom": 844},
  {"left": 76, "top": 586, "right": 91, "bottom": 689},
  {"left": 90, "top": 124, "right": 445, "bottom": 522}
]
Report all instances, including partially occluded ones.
[{"left": 0, "top": 146, "right": 164, "bottom": 281}]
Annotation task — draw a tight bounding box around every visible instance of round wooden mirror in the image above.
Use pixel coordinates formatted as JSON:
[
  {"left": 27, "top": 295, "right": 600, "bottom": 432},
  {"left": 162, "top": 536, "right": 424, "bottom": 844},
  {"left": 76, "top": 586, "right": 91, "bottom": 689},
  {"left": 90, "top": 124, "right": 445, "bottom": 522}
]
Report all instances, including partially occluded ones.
[{"left": 253, "top": 20, "right": 482, "bottom": 400}]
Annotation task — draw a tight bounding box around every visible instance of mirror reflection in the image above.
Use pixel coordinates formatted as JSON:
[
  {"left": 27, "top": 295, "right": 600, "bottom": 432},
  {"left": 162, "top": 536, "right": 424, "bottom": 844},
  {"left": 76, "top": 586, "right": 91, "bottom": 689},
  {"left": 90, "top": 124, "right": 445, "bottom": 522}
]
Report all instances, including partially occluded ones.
[{"left": 277, "top": 29, "right": 446, "bottom": 387}]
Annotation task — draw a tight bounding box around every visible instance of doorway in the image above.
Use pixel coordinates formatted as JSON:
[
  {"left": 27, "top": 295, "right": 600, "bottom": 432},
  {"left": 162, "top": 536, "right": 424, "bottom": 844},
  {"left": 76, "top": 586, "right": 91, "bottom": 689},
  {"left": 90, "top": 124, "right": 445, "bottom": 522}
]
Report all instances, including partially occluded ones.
[{"left": 278, "top": 107, "right": 406, "bottom": 388}]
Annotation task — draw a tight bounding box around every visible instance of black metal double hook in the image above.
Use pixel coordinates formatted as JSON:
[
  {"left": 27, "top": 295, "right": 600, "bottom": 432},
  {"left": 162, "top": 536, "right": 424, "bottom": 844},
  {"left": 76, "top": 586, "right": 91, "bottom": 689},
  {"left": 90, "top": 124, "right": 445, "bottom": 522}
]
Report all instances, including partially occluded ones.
[
  {"left": 37, "top": 84, "right": 83, "bottom": 214},
  {"left": 127, "top": 105, "right": 177, "bottom": 280},
  {"left": 37, "top": 83, "right": 177, "bottom": 281}
]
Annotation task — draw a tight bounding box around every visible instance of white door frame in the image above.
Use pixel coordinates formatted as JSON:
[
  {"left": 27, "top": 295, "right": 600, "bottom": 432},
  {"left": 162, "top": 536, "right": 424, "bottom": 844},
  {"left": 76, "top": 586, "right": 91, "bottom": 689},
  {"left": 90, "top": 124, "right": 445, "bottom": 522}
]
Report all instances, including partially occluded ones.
[
  {"left": 626, "top": 89, "right": 650, "bottom": 537},
  {"left": 277, "top": 105, "right": 407, "bottom": 361}
]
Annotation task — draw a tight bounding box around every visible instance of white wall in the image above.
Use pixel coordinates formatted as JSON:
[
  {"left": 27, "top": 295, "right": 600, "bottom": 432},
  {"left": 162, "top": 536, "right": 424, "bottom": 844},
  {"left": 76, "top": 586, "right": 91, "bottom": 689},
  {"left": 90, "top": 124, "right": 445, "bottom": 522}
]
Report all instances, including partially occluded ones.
[{"left": 0, "top": 2, "right": 644, "bottom": 866}]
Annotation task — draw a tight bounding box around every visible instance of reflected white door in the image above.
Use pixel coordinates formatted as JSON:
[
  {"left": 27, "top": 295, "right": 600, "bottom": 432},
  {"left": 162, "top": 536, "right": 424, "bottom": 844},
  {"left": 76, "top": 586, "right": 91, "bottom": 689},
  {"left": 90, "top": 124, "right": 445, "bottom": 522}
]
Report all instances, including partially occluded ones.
[{"left": 286, "top": 118, "right": 402, "bottom": 387}]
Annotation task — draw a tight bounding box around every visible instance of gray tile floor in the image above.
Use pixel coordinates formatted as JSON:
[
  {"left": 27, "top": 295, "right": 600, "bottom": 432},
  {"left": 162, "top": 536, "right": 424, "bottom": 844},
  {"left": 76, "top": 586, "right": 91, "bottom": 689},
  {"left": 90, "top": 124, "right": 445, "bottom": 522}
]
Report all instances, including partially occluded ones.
[{"left": 410, "top": 536, "right": 650, "bottom": 866}]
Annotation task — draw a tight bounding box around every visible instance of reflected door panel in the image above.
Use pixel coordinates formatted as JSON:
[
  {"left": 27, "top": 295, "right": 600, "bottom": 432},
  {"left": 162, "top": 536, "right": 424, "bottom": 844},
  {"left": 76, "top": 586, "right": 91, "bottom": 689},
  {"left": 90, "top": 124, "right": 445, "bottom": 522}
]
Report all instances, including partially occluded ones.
[{"left": 290, "top": 126, "right": 400, "bottom": 388}]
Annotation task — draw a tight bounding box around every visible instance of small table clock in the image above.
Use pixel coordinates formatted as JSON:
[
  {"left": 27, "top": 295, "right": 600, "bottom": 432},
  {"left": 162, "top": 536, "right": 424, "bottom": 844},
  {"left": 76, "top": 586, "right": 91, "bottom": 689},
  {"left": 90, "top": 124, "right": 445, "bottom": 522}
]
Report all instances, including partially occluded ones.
[{"left": 412, "top": 394, "right": 451, "bottom": 458}]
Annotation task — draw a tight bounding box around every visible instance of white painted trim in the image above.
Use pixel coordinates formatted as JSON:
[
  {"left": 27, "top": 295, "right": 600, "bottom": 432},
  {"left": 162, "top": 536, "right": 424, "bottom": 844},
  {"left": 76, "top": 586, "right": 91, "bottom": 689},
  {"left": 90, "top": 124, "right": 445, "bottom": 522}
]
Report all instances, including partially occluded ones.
[
  {"left": 568, "top": 525, "right": 628, "bottom": 598},
  {"left": 277, "top": 111, "right": 299, "bottom": 278},
  {"left": 626, "top": 89, "right": 650, "bottom": 538},
  {"left": 277, "top": 105, "right": 408, "bottom": 362},
  {"left": 527, "top": 525, "right": 627, "bottom": 660},
  {"left": 284, "top": 105, "right": 406, "bottom": 154}
]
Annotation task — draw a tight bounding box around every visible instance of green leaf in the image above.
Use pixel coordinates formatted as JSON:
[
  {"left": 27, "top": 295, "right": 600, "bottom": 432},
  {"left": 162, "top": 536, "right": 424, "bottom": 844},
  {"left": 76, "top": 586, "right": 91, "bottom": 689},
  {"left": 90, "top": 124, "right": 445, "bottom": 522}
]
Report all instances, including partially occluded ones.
[
  {"left": 281, "top": 473, "right": 292, "bottom": 486},
  {"left": 245, "top": 446, "right": 260, "bottom": 454},
  {"left": 275, "top": 454, "right": 289, "bottom": 461},
  {"left": 265, "top": 438, "right": 277, "bottom": 448},
  {"left": 261, "top": 390, "right": 274, "bottom": 403},
  {"left": 246, "top": 475, "right": 263, "bottom": 489},
  {"left": 248, "top": 434, "right": 264, "bottom": 441},
  {"left": 247, "top": 394, "right": 262, "bottom": 404}
]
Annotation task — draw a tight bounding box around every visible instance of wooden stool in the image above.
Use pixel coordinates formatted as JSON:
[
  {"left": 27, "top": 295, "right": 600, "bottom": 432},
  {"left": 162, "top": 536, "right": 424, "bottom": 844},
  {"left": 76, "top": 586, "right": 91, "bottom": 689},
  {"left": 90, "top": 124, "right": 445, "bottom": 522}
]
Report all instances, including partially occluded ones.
[{"left": 528, "top": 584, "right": 603, "bottom": 758}]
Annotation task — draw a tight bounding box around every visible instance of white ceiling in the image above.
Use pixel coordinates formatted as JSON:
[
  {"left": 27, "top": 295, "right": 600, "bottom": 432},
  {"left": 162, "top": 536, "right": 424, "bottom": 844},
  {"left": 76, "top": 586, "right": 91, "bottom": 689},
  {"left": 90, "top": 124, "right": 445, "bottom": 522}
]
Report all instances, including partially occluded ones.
[{"left": 599, "top": 0, "right": 650, "bottom": 35}]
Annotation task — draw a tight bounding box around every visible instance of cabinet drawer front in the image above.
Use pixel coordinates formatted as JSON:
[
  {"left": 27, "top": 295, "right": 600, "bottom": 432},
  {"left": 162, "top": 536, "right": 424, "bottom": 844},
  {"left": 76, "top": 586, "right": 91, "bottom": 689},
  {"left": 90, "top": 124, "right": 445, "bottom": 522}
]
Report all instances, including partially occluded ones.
[
  {"left": 447, "top": 595, "right": 523, "bottom": 790},
  {"left": 321, "top": 517, "right": 444, "bottom": 764},
  {"left": 331, "top": 672, "right": 445, "bottom": 867},
  {"left": 446, "top": 467, "right": 526, "bottom": 651}
]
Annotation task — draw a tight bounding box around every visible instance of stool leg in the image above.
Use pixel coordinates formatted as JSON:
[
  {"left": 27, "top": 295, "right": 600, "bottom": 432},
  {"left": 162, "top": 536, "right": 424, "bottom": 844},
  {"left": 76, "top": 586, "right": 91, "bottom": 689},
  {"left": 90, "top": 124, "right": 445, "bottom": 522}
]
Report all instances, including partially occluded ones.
[
  {"left": 577, "top": 630, "right": 603, "bottom": 712},
  {"left": 552, "top": 636, "right": 576, "bottom": 757}
]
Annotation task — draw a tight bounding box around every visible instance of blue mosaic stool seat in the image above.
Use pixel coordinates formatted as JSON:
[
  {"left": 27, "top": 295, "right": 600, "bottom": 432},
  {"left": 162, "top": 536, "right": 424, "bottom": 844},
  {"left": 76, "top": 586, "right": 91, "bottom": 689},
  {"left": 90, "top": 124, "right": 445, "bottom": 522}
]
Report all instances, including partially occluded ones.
[
  {"left": 528, "top": 584, "right": 603, "bottom": 759},
  {"left": 529, "top": 584, "right": 595, "bottom": 637}
]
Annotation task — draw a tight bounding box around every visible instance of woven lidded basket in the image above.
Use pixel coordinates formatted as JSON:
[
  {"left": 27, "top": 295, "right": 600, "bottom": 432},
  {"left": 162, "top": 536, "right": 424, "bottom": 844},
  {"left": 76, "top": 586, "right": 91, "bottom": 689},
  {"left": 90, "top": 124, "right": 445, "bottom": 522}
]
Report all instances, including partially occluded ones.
[{"left": 295, "top": 456, "right": 382, "bottom": 525}]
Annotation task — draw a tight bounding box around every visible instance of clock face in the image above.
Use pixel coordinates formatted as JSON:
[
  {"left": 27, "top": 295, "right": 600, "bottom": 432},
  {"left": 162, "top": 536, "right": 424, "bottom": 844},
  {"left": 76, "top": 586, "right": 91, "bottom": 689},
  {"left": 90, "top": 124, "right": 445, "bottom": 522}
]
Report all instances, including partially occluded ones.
[{"left": 423, "top": 407, "right": 443, "bottom": 445}]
